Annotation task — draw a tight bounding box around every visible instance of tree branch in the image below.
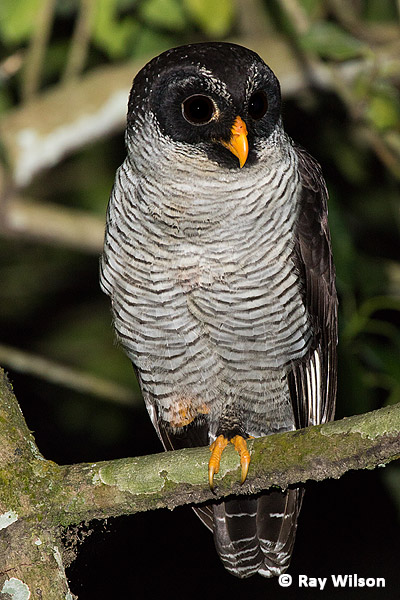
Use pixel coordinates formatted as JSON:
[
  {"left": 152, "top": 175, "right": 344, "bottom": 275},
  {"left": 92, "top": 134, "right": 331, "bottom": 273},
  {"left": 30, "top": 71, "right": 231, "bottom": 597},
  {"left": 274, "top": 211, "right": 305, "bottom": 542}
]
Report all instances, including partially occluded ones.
[
  {"left": 0, "top": 193, "right": 105, "bottom": 253},
  {"left": 0, "top": 343, "right": 136, "bottom": 407},
  {"left": 63, "top": 0, "right": 96, "bottom": 82},
  {"left": 0, "top": 369, "right": 75, "bottom": 599},
  {"left": 21, "top": 0, "right": 56, "bottom": 100},
  {"left": 1, "top": 366, "right": 399, "bottom": 524},
  {"left": 34, "top": 400, "right": 400, "bottom": 522},
  {"left": 1, "top": 365, "right": 399, "bottom": 594}
]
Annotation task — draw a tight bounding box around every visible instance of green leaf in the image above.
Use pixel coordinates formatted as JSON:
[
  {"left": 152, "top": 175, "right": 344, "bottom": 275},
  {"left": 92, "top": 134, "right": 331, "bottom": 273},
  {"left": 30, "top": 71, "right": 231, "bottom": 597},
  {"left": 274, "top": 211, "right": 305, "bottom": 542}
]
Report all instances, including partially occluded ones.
[
  {"left": 183, "top": 0, "right": 235, "bottom": 37},
  {"left": 385, "top": 131, "right": 400, "bottom": 163},
  {"left": 139, "top": 0, "right": 187, "bottom": 31},
  {"left": 0, "top": 0, "right": 44, "bottom": 44},
  {"left": 364, "top": 0, "right": 397, "bottom": 22},
  {"left": 0, "top": 90, "right": 12, "bottom": 115},
  {"left": 300, "top": 21, "right": 366, "bottom": 60},
  {"left": 366, "top": 92, "right": 400, "bottom": 131},
  {"left": 300, "top": 0, "right": 323, "bottom": 16},
  {"left": 132, "top": 26, "right": 176, "bottom": 58},
  {"left": 93, "top": 0, "right": 139, "bottom": 58}
]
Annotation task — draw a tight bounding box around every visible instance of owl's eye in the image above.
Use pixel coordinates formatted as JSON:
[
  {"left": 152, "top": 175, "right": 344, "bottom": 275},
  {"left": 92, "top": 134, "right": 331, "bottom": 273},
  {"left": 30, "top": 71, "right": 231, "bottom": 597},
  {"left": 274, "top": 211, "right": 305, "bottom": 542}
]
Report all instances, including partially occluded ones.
[
  {"left": 182, "top": 95, "right": 216, "bottom": 125},
  {"left": 248, "top": 90, "right": 268, "bottom": 120}
]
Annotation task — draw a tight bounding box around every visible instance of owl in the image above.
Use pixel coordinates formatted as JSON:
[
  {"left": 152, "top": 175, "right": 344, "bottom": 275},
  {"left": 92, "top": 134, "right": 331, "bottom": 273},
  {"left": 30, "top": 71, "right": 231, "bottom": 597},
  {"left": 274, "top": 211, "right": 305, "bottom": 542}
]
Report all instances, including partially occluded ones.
[{"left": 100, "top": 42, "right": 337, "bottom": 578}]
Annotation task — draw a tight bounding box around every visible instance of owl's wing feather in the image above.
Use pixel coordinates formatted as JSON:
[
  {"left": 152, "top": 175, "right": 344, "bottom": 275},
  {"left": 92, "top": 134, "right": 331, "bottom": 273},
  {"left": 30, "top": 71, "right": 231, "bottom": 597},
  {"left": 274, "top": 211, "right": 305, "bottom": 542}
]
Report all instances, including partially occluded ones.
[{"left": 289, "top": 144, "right": 338, "bottom": 428}]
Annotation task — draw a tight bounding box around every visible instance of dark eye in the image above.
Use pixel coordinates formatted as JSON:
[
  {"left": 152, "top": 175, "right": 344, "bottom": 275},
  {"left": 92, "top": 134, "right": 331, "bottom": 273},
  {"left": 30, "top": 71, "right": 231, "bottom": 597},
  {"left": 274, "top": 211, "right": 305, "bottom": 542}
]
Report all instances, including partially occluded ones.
[
  {"left": 248, "top": 90, "right": 268, "bottom": 120},
  {"left": 182, "top": 95, "right": 216, "bottom": 125}
]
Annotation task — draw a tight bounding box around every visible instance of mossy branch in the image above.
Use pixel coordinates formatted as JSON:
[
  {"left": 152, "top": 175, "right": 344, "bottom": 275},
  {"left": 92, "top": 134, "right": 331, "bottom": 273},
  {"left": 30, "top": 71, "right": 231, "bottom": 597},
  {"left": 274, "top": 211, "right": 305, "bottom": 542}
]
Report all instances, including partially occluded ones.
[
  {"left": 1, "top": 366, "right": 400, "bottom": 597},
  {"left": 1, "top": 366, "right": 400, "bottom": 522}
]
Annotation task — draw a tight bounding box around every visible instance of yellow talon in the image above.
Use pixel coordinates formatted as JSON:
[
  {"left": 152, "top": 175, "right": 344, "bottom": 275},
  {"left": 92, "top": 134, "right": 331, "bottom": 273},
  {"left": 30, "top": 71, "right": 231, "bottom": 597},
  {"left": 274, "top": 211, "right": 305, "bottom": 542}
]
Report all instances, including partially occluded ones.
[
  {"left": 231, "top": 435, "right": 251, "bottom": 484},
  {"left": 208, "top": 435, "right": 228, "bottom": 490},
  {"left": 208, "top": 434, "right": 252, "bottom": 489}
]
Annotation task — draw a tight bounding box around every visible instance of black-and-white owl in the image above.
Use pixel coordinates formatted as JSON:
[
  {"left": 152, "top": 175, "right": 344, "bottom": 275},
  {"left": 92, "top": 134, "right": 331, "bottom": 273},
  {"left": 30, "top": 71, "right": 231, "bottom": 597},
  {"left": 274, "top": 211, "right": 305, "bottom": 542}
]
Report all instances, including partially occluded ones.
[{"left": 100, "top": 42, "right": 337, "bottom": 578}]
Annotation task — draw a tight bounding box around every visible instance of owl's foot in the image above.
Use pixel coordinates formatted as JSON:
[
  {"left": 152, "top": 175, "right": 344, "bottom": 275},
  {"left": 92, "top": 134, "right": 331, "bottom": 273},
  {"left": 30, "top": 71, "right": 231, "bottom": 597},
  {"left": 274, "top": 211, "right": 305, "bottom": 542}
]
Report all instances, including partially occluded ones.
[
  {"left": 231, "top": 435, "right": 251, "bottom": 484},
  {"left": 208, "top": 435, "right": 228, "bottom": 490},
  {"left": 208, "top": 434, "right": 251, "bottom": 490}
]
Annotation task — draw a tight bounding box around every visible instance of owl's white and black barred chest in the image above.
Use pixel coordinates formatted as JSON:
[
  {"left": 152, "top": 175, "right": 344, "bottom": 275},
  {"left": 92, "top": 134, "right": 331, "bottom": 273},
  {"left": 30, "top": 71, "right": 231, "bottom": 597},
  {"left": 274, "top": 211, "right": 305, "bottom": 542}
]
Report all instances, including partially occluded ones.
[{"left": 101, "top": 122, "right": 312, "bottom": 437}]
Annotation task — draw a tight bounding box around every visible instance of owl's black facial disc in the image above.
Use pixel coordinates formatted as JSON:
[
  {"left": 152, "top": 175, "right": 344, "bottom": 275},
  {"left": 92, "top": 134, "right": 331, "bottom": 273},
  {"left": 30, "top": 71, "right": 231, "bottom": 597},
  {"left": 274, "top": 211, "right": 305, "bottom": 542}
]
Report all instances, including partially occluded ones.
[{"left": 127, "top": 42, "right": 282, "bottom": 168}]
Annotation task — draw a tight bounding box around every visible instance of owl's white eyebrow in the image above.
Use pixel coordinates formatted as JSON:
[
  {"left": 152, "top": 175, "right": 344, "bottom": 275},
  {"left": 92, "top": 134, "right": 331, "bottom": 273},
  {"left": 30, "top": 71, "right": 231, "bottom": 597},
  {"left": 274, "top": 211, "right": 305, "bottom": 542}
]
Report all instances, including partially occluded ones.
[
  {"left": 244, "top": 64, "right": 261, "bottom": 98},
  {"left": 197, "top": 66, "right": 231, "bottom": 102}
]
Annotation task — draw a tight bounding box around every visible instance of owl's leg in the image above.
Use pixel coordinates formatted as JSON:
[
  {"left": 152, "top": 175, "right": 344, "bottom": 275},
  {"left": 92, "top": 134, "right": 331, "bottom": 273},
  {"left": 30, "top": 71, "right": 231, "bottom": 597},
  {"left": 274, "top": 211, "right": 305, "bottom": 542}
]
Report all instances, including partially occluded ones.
[{"left": 208, "top": 434, "right": 251, "bottom": 490}]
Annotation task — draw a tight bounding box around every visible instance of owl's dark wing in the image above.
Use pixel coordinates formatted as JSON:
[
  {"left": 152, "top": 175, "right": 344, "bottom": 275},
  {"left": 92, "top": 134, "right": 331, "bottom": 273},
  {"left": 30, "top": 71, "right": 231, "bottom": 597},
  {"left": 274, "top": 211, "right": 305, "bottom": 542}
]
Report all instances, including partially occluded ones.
[{"left": 289, "top": 144, "right": 338, "bottom": 428}]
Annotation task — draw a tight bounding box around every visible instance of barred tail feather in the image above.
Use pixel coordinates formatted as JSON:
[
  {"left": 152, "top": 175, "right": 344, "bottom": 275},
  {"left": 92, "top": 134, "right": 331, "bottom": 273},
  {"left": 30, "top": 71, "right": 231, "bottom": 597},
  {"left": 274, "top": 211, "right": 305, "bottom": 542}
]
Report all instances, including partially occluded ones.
[{"left": 212, "top": 488, "right": 303, "bottom": 578}]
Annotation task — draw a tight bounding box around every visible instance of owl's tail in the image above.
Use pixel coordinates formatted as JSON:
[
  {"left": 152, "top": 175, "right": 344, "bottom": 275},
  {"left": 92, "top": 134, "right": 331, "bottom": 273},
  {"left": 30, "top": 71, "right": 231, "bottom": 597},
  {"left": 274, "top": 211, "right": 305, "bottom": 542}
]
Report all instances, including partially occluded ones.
[
  {"left": 210, "top": 488, "right": 303, "bottom": 578},
  {"left": 162, "top": 419, "right": 303, "bottom": 578}
]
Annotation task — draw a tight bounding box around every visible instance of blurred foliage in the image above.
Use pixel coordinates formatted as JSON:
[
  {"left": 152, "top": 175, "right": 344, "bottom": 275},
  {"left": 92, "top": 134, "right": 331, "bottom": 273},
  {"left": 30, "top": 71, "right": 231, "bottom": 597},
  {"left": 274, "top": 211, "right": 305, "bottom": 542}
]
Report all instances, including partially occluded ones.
[
  {"left": 0, "top": 0, "right": 399, "bottom": 596},
  {"left": 299, "top": 21, "right": 368, "bottom": 60},
  {"left": 0, "top": 0, "right": 44, "bottom": 44}
]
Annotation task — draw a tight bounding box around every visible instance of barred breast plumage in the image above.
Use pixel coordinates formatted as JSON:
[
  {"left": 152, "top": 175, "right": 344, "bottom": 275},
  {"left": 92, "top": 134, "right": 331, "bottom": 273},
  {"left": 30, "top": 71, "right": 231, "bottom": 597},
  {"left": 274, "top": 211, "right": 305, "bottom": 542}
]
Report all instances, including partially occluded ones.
[{"left": 100, "top": 42, "right": 337, "bottom": 578}]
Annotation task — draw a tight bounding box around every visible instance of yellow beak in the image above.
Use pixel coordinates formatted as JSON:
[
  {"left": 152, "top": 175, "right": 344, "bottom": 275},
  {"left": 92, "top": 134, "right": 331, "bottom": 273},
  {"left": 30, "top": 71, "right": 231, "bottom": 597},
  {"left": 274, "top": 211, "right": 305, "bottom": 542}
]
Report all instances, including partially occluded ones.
[{"left": 220, "top": 116, "right": 249, "bottom": 168}]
